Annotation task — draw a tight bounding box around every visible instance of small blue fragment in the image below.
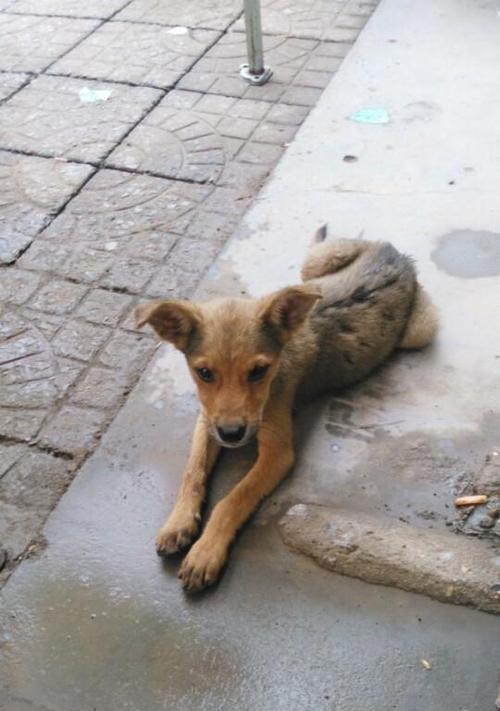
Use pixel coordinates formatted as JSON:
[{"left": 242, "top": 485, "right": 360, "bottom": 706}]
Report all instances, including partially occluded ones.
[{"left": 349, "top": 107, "right": 390, "bottom": 124}]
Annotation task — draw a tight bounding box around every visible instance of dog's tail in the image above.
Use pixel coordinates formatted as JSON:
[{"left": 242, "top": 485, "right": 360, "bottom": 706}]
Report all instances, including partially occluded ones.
[{"left": 302, "top": 225, "right": 368, "bottom": 281}]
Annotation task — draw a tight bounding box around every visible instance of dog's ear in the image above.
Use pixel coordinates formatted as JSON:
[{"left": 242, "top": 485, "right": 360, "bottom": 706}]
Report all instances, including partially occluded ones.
[
  {"left": 259, "top": 285, "right": 321, "bottom": 342},
  {"left": 135, "top": 300, "right": 201, "bottom": 351}
]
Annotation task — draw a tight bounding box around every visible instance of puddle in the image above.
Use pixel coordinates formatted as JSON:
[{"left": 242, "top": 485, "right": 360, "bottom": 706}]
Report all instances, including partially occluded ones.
[
  {"left": 0, "top": 574, "right": 242, "bottom": 711},
  {"left": 432, "top": 230, "right": 500, "bottom": 278}
]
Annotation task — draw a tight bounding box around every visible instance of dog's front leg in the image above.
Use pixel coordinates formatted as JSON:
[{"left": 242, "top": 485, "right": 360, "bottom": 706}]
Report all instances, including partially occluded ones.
[
  {"left": 156, "top": 413, "right": 220, "bottom": 555},
  {"left": 179, "top": 403, "right": 294, "bottom": 591}
]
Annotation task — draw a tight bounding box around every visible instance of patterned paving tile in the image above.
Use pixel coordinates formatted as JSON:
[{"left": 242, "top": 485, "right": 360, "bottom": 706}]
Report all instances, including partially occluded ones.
[
  {"left": 50, "top": 22, "right": 220, "bottom": 88},
  {"left": 0, "top": 72, "right": 30, "bottom": 102},
  {"left": 115, "top": 0, "right": 242, "bottom": 31},
  {"left": 4, "top": 0, "right": 130, "bottom": 18},
  {"left": 178, "top": 31, "right": 350, "bottom": 104},
  {"left": 18, "top": 169, "right": 244, "bottom": 292},
  {"left": 0, "top": 13, "right": 98, "bottom": 72},
  {"left": 0, "top": 151, "right": 93, "bottom": 264},
  {"left": 0, "top": 75, "right": 161, "bottom": 161},
  {"left": 234, "top": 0, "right": 377, "bottom": 40},
  {"left": 106, "top": 89, "right": 297, "bottom": 189}
]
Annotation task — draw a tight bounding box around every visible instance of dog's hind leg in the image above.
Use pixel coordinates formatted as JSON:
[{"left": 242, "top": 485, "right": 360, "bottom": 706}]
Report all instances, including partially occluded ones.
[
  {"left": 399, "top": 286, "right": 438, "bottom": 349},
  {"left": 301, "top": 226, "right": 369, "bottom": 281}
]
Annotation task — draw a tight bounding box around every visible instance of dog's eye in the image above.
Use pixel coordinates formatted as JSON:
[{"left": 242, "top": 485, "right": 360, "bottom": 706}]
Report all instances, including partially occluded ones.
[
  {"left": 247, "top": 364, "right": 269, "bottom": 383},
  {"left": 196, "top": 367, "right": 214, "bottom": 383}
]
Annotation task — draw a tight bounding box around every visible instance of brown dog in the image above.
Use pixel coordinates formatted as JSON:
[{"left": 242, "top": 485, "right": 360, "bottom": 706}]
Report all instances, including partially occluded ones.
[{"left": 136, "top": 228, "right": 437, "bottom": 591}]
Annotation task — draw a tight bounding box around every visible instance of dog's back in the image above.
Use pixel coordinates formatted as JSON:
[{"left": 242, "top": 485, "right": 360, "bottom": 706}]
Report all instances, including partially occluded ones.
[{"left": 294, "top": 231, "right": 436, "bottom": 399}]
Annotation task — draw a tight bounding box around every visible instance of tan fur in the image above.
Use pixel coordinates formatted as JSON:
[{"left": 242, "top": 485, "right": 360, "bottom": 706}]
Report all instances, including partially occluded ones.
[
  {"left": 136, "top": 233, "right": 437, "bottom": 591},
  {"left": 398, "top": 286, "right": 439, "bottom": 349}
]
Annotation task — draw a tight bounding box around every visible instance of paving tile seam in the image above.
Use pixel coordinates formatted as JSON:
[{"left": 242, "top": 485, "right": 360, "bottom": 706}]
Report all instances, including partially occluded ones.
[
  {"left": 0, "top": 13, "right": 368, "bottom": 45},
  {"left": 0, "top": 2, "right": 136, "bottom": 105},
  {"left": 173, "top": 85, "right": 331, "bottom": 108},
  {"left": 0, "top": 146, "right": 99, "bottom": 171},
  {"left": 2, "top": 10, "right": 231, "bottom": 33},
  {"left": 45, "top": 53, "right": 338, "bottom": 93},
  {"left": 0, "top": 144, "right": 267, "bottom": 190},
  {"left": 44, "top": 68, "right": 176, "bottom": 91},
  {"left": 0, "top": 127, "right": 288, "bottom": 185},
  {"left": 29, "top": 9, "right": 243, "bottom": 175},
  {"left": 27, "top": 442, "right": 75, "bottom": 460},
  {"left": 1, "top": 277, "right": 152, "bottom": 462},
  {"left": 5, "top": 261, "right": 170, "bottom": 299},
  {"left": 0, "top": 69, "right": 34, "bottom": 74},
  {"left": 0, "top": 163, "right": 100, "bottom": 265},
  {"left": 230, "top": 29, "right": 361, "bottom": 44},
  {"left": 45, "top": 9, "right": 132, "bottom": 75},
  {"left": 0, "top": 72, "right": 32, "bottom": 104},
  {"left": 0, "top": 448, "right": 27, "bottom": 483},
  {"left": 0, "top": 9, "right": 247, "bottom": 251},
  {"left": 0, "top": 435, "right": 75, "bottom": 467}
]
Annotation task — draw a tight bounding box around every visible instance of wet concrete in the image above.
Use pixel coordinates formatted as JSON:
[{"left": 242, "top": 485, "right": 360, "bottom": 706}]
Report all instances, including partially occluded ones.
[
  {"left": 432, "top": 230, "right": 500, "bottom": 279},
  {"left": 2, "top": 0, "right": 500, "bottom": 709},
  {"left": 0, "top": 385, "right": 499, "bottom": 711}
]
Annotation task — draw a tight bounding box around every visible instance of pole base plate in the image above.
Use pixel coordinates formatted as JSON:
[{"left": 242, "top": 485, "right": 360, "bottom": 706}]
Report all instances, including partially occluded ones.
[{"left": 239, "top": 63, "right": 273, "bottom": 85}]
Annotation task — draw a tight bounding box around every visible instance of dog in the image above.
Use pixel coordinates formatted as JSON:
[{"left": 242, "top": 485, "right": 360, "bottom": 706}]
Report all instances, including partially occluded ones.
[{"left": 136, "top": 227, "right": 437, "bottom": 591}]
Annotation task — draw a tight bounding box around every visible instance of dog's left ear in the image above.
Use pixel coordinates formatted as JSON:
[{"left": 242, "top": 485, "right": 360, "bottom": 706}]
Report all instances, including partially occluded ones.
[
  {"left": 135, "top": 299, "right": 201, "bottom": 351},
  {"left": 259, "top": 285, "right": 322, "bottom": 342}
]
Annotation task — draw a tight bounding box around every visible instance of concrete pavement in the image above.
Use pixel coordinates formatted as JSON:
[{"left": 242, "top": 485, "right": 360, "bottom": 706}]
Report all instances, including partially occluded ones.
[
  {"left": 1, "top": 0, "right": 500, "bottom": 709},
  {"left": 0, "top": 0, "right": 375, "bottom": 583}
]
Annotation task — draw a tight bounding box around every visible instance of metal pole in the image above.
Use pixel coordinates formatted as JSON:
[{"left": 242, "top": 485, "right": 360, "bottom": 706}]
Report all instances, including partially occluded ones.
[{"left": 240, "top": 0, "right": 272, "bottom": 85}]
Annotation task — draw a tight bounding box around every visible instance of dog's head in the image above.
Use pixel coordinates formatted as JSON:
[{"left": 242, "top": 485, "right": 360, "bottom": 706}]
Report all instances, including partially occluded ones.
[{"left": 136, "top": 286, "right": 320, "bottom": 448}]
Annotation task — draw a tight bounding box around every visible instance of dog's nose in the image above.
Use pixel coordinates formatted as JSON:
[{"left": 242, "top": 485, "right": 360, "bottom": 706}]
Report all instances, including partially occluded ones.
[{"left": 216, "top": 423, "right": 247, "bottom": 444}]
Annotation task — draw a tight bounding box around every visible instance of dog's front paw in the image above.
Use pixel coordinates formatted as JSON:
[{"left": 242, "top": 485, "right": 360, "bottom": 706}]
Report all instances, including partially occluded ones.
[
  {"left": 178, "top": 536, "right": 228, "bottom": 592},
  {"left": 156, "top": 509, "right": 200, "bottom": 556}
]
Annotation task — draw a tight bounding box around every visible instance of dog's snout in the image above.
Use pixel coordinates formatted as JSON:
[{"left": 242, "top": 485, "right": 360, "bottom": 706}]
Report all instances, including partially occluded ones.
[{"left": 216, "top": 423, "right": 247, "bottom": 444}]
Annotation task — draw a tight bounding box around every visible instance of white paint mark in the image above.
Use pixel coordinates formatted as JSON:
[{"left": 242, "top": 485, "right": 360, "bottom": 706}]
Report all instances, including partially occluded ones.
[{"left": 167, "top": 26, "right": 189, "bottom": 35}]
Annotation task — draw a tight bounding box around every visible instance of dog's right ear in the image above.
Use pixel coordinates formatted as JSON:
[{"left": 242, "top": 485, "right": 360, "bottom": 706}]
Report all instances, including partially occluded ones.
[
  {"left": 259, "top": 285, "right": 321, "bottom": 343},
  {"left": 135, "top": 300, "right": 201, "bottom": 351}
]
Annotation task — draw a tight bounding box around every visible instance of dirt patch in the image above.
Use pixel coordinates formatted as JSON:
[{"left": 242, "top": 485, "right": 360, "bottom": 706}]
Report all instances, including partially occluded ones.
[{"left": 454, "top": 448, "right": 500, "bottom": 540}]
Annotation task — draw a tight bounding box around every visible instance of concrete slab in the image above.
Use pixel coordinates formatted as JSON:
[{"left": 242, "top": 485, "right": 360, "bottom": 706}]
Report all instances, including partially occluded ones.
[
  {"left": 1, "top": 0, "right": 500, "bottom": 709},
  {"left": 280, "top": 505, "right": 500, "bottom": 613},
  {"left": 1, "top": 369, "right": 499, "bottom": 711}
]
